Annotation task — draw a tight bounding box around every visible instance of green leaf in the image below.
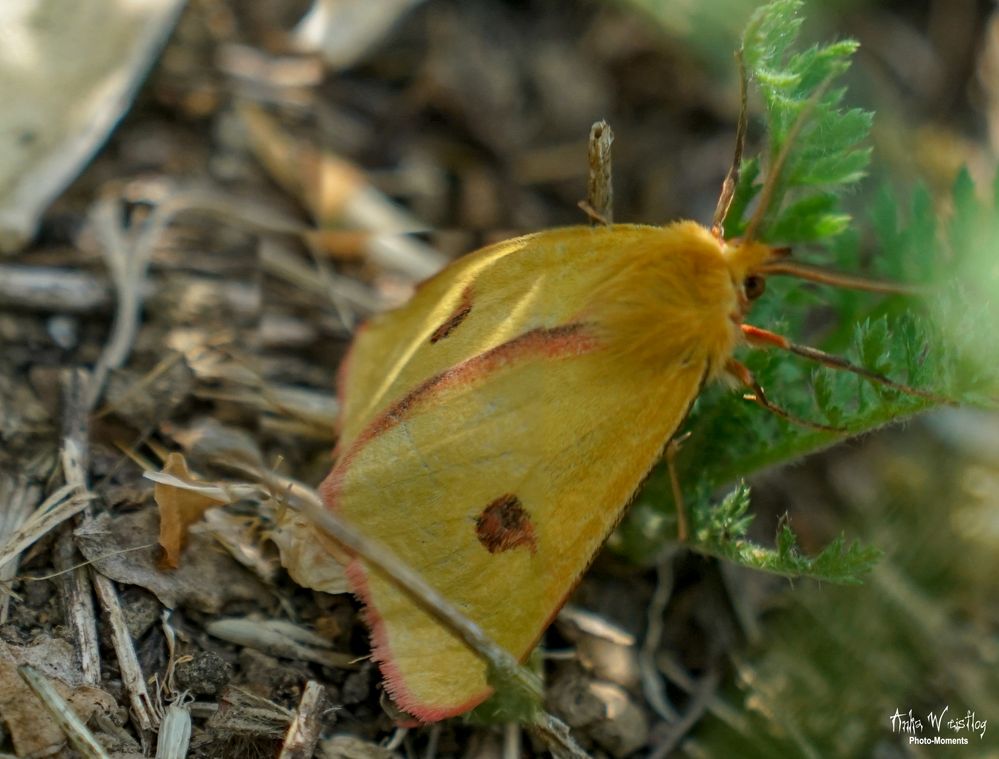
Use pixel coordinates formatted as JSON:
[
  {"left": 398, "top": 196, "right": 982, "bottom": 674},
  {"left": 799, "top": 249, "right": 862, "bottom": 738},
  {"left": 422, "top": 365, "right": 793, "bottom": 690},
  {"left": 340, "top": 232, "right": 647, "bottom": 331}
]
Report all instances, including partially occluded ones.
[
  {"left": 683, "top": 485, "right": 881, "bottom": 584},
  {"left": 616, "top": 0, "right": 992, "bottom": 586},
  {"left": 767, "top": 193, "right": 850, "bottom": 241},
  {"left": 726, "top": 0, "right": 870, "bottom": 241}
]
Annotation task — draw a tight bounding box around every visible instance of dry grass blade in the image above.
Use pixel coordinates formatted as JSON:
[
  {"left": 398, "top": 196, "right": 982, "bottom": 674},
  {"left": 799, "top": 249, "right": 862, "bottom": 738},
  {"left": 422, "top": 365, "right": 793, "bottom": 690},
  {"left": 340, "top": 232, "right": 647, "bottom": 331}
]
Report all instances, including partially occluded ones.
[
  {"left": 0, "top": 484, "right": 93, "bottom": 573},
  {"left": 192, "top": 376, "right": 339, "bottom": 436},
  {"left": 17, "top": 665, "right": 110, "bottom": 759},
  {"left": 143, "top": 471, "right": 262, "bottom": 501},
  {"left": 260, "top": 237, "right": 384, "bottom": 314},
  {"left": 0, "top": 476, "right": 41, "bottom": 622}
]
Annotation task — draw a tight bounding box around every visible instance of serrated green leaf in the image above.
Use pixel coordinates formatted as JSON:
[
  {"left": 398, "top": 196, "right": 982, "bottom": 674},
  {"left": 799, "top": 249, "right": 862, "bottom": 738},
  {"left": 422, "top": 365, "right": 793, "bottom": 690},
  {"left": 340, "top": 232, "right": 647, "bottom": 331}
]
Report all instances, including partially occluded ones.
[
  {"left": 686, "top": 485, "right": 881, "bottom": 584},
  {"left": 811, "top": 369, "right": 842, "bottom": 426},
  {"left": 768, "top": 193, "right": 850, "bottom": 241},
  {"left": 612, "top": 0, "right": 987, "bottom": 591},
  {"left": 776, "top": 517, "right": 797, "bottom": 559},
  {"left": 727, "top": 0, "right": 871, "bottom": 242}
]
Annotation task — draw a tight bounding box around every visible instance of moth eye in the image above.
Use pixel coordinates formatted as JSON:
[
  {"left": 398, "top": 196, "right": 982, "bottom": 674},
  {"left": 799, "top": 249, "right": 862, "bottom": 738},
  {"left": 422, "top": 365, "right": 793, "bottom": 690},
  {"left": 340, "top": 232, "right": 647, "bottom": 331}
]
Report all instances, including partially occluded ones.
[{"left": 744, "top": 275, "right": 766, "bottom": 300}]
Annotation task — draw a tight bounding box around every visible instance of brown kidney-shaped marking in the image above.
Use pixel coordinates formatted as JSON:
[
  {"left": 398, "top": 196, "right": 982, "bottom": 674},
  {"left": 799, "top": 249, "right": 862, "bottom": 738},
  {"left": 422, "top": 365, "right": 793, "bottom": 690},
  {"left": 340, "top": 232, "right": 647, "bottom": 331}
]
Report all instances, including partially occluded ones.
[{"left": 475, "top": 494, "right": 538, "bottom": 554}]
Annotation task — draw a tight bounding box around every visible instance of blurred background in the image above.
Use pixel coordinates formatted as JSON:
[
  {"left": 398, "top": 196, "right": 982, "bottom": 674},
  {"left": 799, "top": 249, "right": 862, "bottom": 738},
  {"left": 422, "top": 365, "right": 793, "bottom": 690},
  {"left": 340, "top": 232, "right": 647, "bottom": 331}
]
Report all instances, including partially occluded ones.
[{"left": 0, "top": 0, "right": 997, "bottom": 757}]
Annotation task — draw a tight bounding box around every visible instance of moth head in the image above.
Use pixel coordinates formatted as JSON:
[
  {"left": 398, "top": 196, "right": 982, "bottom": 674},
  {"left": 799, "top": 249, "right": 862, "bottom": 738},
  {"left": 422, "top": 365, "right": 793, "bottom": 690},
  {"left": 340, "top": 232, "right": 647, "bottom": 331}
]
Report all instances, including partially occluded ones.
[
  {"left": 722, "top": 238, "right": 791, "bottom": 311},
  {"left": 726, "top": 237, "right": 919, "bottom": 304}
]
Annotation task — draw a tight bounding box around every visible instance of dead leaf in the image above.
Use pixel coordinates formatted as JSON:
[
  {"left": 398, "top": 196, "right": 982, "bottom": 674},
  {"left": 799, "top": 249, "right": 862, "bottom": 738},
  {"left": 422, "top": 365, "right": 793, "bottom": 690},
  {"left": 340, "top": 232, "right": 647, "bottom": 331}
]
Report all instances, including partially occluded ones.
[
  {"left": 76, "top": 509, "right": 269, "bottom": 612},
  {"left": 0, "top": 0, "right": 185, "bottom": 252},
  {"left": 154, "top": 452, "right": 229, "bottom": 568},
  {"left": 268, "top": 509, "right": 349, "bottom": 595}
]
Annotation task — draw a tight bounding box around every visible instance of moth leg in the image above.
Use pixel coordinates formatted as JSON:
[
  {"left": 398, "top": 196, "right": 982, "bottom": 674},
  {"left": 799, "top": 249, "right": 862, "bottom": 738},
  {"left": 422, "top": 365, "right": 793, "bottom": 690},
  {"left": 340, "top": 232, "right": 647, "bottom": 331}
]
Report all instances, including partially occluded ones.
[
  {"left": 740, "top": 324, "right": 949, "bottom": 403},
  {"left": 666, "top": 432, "right": 692, "bottom": 542},
  {"left": 578, "top": 120, "right": 614, "bottom": 225},
  {"left": 724, "top": 358, "right": 844, "bottom": 432}
]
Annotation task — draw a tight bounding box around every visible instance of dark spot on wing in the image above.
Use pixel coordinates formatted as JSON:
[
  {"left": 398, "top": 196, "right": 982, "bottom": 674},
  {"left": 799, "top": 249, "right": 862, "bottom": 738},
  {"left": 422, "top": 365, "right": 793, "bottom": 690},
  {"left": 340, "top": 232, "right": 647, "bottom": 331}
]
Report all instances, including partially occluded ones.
[
  {"left": 475, "top": 494, "right": 537, "bottom": 554},
  {"left": 430, "top": 287, "right": 474, "bottom": 343}
]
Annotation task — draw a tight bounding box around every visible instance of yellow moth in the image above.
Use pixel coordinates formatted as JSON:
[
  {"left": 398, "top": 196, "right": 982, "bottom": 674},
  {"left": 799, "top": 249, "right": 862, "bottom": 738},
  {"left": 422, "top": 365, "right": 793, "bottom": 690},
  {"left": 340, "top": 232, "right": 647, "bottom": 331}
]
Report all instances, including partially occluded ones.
[{"left": 318, "top": 58, "right": 934, "bottom": 723}]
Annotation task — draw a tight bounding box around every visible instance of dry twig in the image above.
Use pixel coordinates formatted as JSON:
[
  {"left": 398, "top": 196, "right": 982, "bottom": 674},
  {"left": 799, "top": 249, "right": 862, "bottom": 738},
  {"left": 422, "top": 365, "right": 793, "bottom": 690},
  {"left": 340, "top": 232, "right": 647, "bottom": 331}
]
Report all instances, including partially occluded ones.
[
  {"left": 92, "top": 572, "right": 159, "bottom": 733},
  {"left": 278, "top": 680, "right": 327, "bottom": 759},
  {"left": 55, "top": 370, "right": 101, "bottom": 684},
  {"left": 0, "top": 265, "right": 111, "bottom": 311}
]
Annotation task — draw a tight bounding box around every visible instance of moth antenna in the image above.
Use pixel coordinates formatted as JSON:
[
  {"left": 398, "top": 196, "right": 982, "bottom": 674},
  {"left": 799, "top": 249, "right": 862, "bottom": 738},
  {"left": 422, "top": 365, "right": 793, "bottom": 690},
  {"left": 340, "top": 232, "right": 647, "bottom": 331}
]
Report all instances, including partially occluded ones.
[
  {"left": 712, "top": 48, "right": 748, "bottom": 236},
  {"left": 726, "top": 358, "right": 844, "bottom": 431},
  {"left": 759, "top": 260, "right": 925, "bottom": 295},
  {"left": 743, "top": 75, "right": 835, "bottom": 243},
  {"left": 741, "top": 324, "right": 952, "bottom": 404}
]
